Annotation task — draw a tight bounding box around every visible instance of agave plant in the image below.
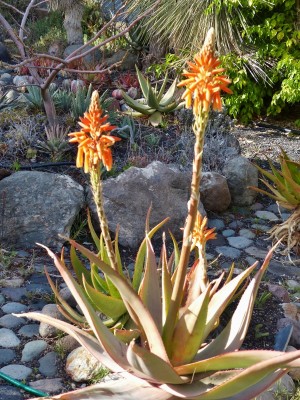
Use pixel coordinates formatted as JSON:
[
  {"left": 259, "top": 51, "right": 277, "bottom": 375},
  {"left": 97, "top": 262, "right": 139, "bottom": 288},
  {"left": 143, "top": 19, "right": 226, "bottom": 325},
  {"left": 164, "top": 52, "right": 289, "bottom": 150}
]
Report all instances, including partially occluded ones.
[
  {"left": 250, "top": 149, "right": 300, "bottom": 254},
  {"left": 16, "top": 29, "right": 300, "bottom": 400},
  {"left": 122, "top": 66, "right": 184, "bottom": 126}
]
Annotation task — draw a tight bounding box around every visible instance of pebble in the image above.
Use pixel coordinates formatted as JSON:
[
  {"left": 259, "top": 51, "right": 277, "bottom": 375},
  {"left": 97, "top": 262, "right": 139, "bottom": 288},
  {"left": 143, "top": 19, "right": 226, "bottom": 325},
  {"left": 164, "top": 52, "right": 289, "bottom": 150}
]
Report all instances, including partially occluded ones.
[{"left": 0, "top": 200, "right": 299, "bottom": 400}]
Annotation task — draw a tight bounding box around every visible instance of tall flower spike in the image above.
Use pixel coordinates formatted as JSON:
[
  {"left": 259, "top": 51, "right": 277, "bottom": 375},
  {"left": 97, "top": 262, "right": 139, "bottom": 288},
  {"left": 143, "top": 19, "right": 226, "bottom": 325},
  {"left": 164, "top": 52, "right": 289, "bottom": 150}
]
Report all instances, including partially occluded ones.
[
  {"left": 68, "top": 91, "right": 120, "bottom": 173},
  {"left": 178, "top": 27, "right": 232, "bottom": 114}
]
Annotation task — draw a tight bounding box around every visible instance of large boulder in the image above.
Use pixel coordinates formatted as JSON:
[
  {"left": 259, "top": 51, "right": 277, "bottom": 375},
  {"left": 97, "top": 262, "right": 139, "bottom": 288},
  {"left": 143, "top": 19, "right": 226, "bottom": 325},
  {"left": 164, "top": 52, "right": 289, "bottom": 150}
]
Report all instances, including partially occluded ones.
[
  {"left": 0, "top": 171, "right": 84, "bottom": 249},
  {"left": 88, "top": 161, "right": 205, "bottom": 248},
  {"left": 200, "top": 172, "right": 231, "bottom": 212},
  {"left": 222, "top": 155, "right": 258, "bottom": 206}
]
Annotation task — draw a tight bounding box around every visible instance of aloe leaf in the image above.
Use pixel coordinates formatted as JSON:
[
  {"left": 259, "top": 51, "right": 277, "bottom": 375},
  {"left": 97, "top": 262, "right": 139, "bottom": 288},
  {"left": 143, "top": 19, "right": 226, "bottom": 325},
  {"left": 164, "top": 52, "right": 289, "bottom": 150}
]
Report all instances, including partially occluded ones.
[
  {"left": 83, "top": 277, "right": 127, "bottom": 319},
  {"left": 123, "top": 110, "right": 146, "bottom": 117},
  {"left": 157, "top": 101, "right": 179, "bottom": 113},
  {"left": 26, "top": 376, "right": 171, "bottom": 400},
  {"left": 100, "top": 235, "right": 121, "bottom": 299},
  {"left": 260, "top": 178, "right": 299, "bottom": 206},
  {"left": 16, "top": 311, "right": 124, "bottom": 373},
  {"left": 280, "top": 158, "right": 300, "bottom": 201},
  {"left": 169, "top": 230, "right": 180, "bottom": 279},
  {"left": 114, "top": 328, "right": 140, "bottom": 343},
  {"left": 195, "top": 247, "right": 275, "bottom": 360},
  {"left": 285, "top": 159, "right": 300, "bottom": 185},
  {"left": 127, "top": 342, "right": 184, "bottom": 385},
  {"left": 161, "top": 240, "right": 172, "bottom": 326},
  {"left": 91, "top": 264, "right": 109, "bottom": 293},
  {"left": 157, "top": 73, "right": 169, "bottom": 102},
  {"left": 159, "top": 78, "right": 178, "bottom": 106},
  {"left": 138, "top": 237, "right": 162, "bottom": 332},
  {"left": 149, "top": 111, "right": 163, "bottom": 126},
  {"left": 135, "top": 66, "right": 150, "bottom": 99},
  {"left": 114, "top": 227, "right": 124, "bottom": 276},
  {"left": 68, "top": 240, "right": 170, "bottom": 363},
  {"left": 147, "top": 84, "right": 160, "bottom": 109},
  {"left": 132, "top": 217, "right": 169, "bottom": 291},
  {"left": 202, "top": 262, "right": 258, "bottom": 341},
  {"left": 70, "top": 245, "right": 92, "bottom": 286},
  {"left": 171, "top": 284, "right": 211, "bottom": 366},
  {"left": 37, "top": 244, "right": 135, "bottom": 371},
  {"left": 45, "top": 269, "right": 86, "bottom": 325},
  {"left": 87, "top": 209, "right": 101, "bottom": 252},
  {"left": 122, "top": 91, "right": 155, "bottom": 115}
]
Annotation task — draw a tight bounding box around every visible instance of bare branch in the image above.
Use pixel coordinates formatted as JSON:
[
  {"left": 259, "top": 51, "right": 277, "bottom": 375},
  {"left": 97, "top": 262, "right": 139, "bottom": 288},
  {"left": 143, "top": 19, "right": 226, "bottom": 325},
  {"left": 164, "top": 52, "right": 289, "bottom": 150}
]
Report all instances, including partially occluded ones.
[
  {"left": 0, "top": 13, "right": 26, "bottom": 57},
  {"left": 32, "top": 0, "right": 49, "bottom": 8},
  {"left": 19, "top": 0, "right": 38, "bottom": 41},
  {"left": 0, "top": 0, "right": 24, "bottom": 15}
]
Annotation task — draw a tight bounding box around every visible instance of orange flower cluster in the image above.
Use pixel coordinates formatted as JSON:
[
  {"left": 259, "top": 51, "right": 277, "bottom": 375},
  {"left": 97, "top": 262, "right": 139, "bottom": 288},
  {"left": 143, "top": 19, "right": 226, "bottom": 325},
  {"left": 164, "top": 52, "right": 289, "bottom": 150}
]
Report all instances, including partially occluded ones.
[
  {"left": 178, "top": 28, "right": 232, "bottom": 114},
  {"left": 191, "top": 211, "right": 216, "bottom": 251},
  {"left": 69, "top": 91, "right": 120, "bottom": 173}
]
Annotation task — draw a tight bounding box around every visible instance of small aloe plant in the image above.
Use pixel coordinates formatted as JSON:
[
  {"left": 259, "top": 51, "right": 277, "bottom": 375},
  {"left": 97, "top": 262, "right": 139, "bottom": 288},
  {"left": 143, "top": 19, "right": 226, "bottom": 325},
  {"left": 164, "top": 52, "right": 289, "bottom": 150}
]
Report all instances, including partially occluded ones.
[
  {"left": 250, "top": 149, "right": 300, "bottom": 254},
  {"left": 16, "top": 29, "right": 300, "bottom": 400},
  {"left": 122, "top": 66, "right": 184, "bottom": 126}
]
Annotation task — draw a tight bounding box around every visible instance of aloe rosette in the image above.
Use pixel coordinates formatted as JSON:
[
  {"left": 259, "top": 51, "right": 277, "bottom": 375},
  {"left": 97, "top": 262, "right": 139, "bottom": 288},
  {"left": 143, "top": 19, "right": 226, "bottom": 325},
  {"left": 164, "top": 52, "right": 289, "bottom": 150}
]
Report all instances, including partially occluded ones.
[
  {"left": 122, "top": 65, "right": 184, "bottom": 126},
  {"left": 15, "top": 28, "right": 300, "bottom": 400},
  {"left": 250, "top": 148, "right": 300, "bottom": 254}
]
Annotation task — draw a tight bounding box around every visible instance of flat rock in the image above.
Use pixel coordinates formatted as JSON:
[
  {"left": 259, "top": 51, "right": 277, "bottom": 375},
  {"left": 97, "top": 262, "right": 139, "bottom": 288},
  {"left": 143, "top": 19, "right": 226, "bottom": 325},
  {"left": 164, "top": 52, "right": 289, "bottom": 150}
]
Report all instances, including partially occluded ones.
[
  {"left": 0, "top": 328, "right": 20, "bottom": 347},
  {"left": 1, "top": 302, "right": 28, "bottom": 314},
  {"left": 39, "top": 351, "right": 58, "bottom": 377},
  {"left": 227, "top": 236, "right": 253, "bottom": 249},
  {"left": 39, "top": 304, "right": 67, "bottom": 337},
  {"left": 255, "top": 210, "right": 279, "bottom": 222},
  {"left": 0, "top": 364, "right": 32, "bottom": 380},
  {"left": 244, "top": 246, "right": 268, "bottom": 259},
  {"left": 0, "top": 349, "right": 16, "bottom": 367},
  {"left": 208, "top": 219, "right": 225, "bottom": 231},
  {"left": 239, "top": 228, "right": 256, "bottom": 239},
  {"left": 21, "top": 340, "right": 48, "bottom": 362},
  {"left": 0, "top": 314, "right": 26, "bottom": 329},
  {"left": 18, "top": 324, "right": 40, "bottom": 338},
  {"left": 215, "top": 246, "right": 241, "bottom": 259},
  {"left": 0, "top": 385, "right": 23, "bottom": 400},
  {"left": 29, "top": 378, "right": 64, "bottom": 395}
]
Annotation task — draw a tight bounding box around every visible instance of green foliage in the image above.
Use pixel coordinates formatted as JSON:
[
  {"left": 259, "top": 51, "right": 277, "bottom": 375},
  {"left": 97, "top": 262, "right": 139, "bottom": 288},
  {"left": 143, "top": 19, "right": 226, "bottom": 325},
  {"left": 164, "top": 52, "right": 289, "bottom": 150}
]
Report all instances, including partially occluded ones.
[
  {"left": 27, "top": 11, "right": 66, "bottom": 51},
  {"left": 70, "top": 84, "right": 93, "bottom": 120},
  {"left": 22, "top": 86, "right": 43, "bottom": 110},
  {"left": 147, "top": 53, "right": 182, "bottom": 79}
]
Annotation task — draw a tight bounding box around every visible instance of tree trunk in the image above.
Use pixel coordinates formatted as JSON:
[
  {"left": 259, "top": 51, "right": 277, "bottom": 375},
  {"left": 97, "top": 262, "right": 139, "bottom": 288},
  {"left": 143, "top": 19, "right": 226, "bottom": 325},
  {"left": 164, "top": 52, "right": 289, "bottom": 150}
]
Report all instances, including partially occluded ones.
[{"left": 63, "top": 1, "right": 85, "bottom": 45}]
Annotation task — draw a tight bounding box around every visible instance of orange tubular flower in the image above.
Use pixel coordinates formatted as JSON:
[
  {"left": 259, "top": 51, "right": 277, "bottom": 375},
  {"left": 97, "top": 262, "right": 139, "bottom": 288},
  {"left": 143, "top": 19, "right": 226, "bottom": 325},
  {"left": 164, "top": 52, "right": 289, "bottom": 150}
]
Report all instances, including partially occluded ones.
[
  {"left": 191, "top": 211, "right": 217, "bottom": 251},
  {"left": 68, "top": 91, "right": 120, "bottom": 173},
  {"left": 178, "top": 28, "right": 232, "bottom": 114}
]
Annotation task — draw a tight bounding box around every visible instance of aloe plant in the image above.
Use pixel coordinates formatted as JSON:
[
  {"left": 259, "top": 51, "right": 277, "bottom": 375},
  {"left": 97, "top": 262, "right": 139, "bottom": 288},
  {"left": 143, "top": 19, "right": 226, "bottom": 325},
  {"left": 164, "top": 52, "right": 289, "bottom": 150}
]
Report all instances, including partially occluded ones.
[
  {"left": 250, "top": 149, "right": 300, "bottom": 254},
  {"left": 15, "top": 29, "right": 300, "bottom": 400},
  {"left": 122, "top": 66, "right": 184, "bottom": 126}
]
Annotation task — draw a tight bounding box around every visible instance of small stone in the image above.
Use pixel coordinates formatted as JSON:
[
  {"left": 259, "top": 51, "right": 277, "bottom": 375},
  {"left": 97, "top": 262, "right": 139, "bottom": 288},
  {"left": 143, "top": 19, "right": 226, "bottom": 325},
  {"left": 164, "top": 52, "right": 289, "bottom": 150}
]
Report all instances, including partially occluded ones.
[
  {"left": 58, "top": 286, "right": 77, "bottom": 308},
  {"left": 245, "top": 256, "right": 257, "bottom": 266},
  {"left": 277, "top": 318, "right": 300, "bottom": 347},
  {"left": 0, "top": 385, "right": 23, "bottom": 400},
  {"left": 281, "top": 303, "right": 298, "bottom": 320},
  {"left": 255, "top": 210, "right": 279, "bottom": 221},
  {"left": 239, "top": 228, "right": 256, "bottom": 239},
  {"left": 0, "top": 294, "right": 5, "bottom": 306},
  {"left": 0, "top": 349, "right": 16, "bottom": 367},
  {"left": 286, "top": 280, "right": 300, "bottom": 291},
  {"left": 21, "top": 340, "right": 48, "bottom": 362},
  {"left": 66, "top": 346, "right": 104, "bottom": 382},
  {"left": 267, "top": 284, "right": 290, "bottom": 302},
  {"left": 1, "top": 302, "right": 28, "bottom": 314},
  {"left": 255, "top": 392, "right": 275, "bottom": 400},
  {"left": 228, "top": 220, "right": 244, "bottom": 229},
  {"left": 0, "top": 328, "right": 21, "bottom": 347},
  {"left": 18, "top": 324, "right": 40, "bottom": 338},
  {"left": 0, "top": 314, "right": 26, "bottom": 329},
  {"left": 208, "top": 219, "right": 225, "bottom": 231},
  {"left": 215, "top": 246, "right": 241, "bottom": 259},
  {"left": 251, "top": 223, "right": 270, "bottom": 232},
  {"left": 29, "top": 378, "right": 64, "bottom": 395},
  {"left": 250, "top": 202, "right": 264, "bottom": 211},
  {"left": 56, "top": 335, "right": 80, "bottom": 355},
  {"left": 39, "top": 351, "right": 58, "bottom": 377},
  {"left": 227, "top": 236, "right": 253, "bottom": 249},
  {"left": 0, "top": 364, "right": 32, "bottom": 380},
  {"left": 222, "top": 229, "right": 235, "bottom": 237},
  {"left": 281, "top": 213, "right": 291, "bottom": 221},
  {"left": 0, "top": 287, "right": 27, "bottom": 301},
  {"left": 286, "top": 346, "right": 300, "bottom": 380},
  {"left": 269, "top": 374, "right": 295, "bottom": 397},
  {"left": 39, "top": 304, "right": 67, "bottom": 337},
  {"left": 244, "top": 246, "right": 268, "bottom": 259}
]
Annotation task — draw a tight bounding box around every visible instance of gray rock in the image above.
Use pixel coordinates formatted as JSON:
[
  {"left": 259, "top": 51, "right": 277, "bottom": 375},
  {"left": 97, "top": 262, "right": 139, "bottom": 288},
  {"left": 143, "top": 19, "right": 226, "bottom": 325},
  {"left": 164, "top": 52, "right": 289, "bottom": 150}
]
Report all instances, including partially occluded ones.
[
  {"left": 0, "top": 364, "right": 32, "bottom": 380},
  {"left": 269, "top": 374, "right": 295, "bottom": 397},
  {"left": 39, "top": 351, "right": 58, "bottom": 377},
  {"left": 208, "top": 219, "right": 225, "bottom": 231},
  {"left": 105, "top": 49, "right": 138, "bottom": 71},
  {"left": 0, "top": 314, "right": 26, "bottom": 329},
  {"left": 0, "top": 294, "right": 5, "bottom": 306},
  {"left": 1, "top": 302, "right": 28, "bottom": 314},
  {"left": 244, "top": 246, "right": 269, "bottom": 259},
  {"left": 0, "top": 385, "right": 23, "bottom": 400},
  {"left": 58, "top": 286, "right": 77, "bottom": 308},
  {"left": 0, "top": 328, "right": 20, "bottom": 347},
  {"left": 251, "top": 223, "right": 270, "bottom": 233},
  {"left": 0, "top": 349, "right": 16, "bottom": 367},
  {"left": 18, "top": 324, "right": 40, "bottom": 338},
  {"left": 88, "top": 161, "right": 205, "bottom": 248},
  {"left": 29, "top": 378, "right": 64, "bottom": 395},
  {"left": 0, "top": 171, "right": 84, "bottom": 249},
  {"left": 228, "top": 220, "right": 244, "bottom": 229},
  {"left": 227, "top": 236, "right": 253, "bottom": 249},
  {"left": 215, "top": 246, "right": 241, "bottom": 259},
  {"left": 21, "top": 340, "right": 48, "bottom": 362},
  {"left": 13, "top": 75, "right": 29, "bottom": 87},
  {"left": 1, "top": 278, "right": 25, "bottom": 288},
  {"left": 56, "top": 334, "right": 80, "bottom": 354},
  {"left": 39, "top": 304, "right": 67, "bottom": 338},
  {"left": 0, "top": 287, "right": 27, "bottom": 301},
  {"left": 222, "top": 229, "right": 235, "bottom": 237},
  {"left": 267, "top": 260, "right": 300, "bottom": 278},
  {"left": 0, "top": 72, "right": 13, "bottom": 84},
  {"left": 222, "top": 155, "right": 258, "bottom": 206},
  {"left": 239, "top": 228, "right": 256, "bottom": 239},
  {"left": 277, "top": 318, "right": 300, "bottom": 347},
  {"left": 255, "top": 210, "right": 279, "bottom": 222},
  {"left": 200, "top": 172, "right": 231, "bottom": 212}
]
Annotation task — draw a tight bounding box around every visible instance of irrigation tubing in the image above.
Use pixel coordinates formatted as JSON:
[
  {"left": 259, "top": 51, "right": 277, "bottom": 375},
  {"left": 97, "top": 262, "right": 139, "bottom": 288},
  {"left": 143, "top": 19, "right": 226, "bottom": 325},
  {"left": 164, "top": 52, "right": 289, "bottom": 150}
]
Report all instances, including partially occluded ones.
[
  {"left": 0, "top": 161, "right": 75, "bottom": 170},
  {"left": 0, "top": 371, "right": 48, "bottom": 397}
]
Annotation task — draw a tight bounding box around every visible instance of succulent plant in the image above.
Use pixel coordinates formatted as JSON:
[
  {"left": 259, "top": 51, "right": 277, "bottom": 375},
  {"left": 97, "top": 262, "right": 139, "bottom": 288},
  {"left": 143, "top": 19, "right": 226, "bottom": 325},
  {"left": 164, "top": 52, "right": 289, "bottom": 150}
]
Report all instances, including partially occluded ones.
[
  {"left": 122, "top": 66, "right": 184, "bottom": 126},
  {"left": 250, "top": 149, "right": 300, "bottom": 254}
]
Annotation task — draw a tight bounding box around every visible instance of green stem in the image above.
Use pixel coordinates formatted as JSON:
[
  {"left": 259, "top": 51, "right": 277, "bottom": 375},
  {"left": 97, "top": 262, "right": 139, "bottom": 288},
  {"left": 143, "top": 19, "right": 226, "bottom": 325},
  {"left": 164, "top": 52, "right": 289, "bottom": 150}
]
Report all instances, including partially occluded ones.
[
  {"left": 162, "top": 109, "right": 209, "bottom": 354},
  {"left": 90, "top": 168, "right": 118, "bottom": 271}
]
